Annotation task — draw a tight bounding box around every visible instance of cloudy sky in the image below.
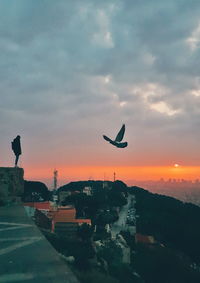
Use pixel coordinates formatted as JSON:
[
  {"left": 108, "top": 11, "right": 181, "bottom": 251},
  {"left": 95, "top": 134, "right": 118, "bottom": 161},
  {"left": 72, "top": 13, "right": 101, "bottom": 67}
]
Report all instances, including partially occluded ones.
[{"left": 1, "top": 0, "right": 200, "bottom": 186}]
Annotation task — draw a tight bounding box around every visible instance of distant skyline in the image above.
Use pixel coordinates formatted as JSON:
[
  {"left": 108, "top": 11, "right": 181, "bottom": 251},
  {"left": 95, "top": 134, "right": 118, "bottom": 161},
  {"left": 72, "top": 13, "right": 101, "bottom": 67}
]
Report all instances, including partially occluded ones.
[
  {"left": 1, "top": 1, "right": 200, "bottom": 185},
  {"left": 23, "top": 165, "right": 200, "bottom": 188}
]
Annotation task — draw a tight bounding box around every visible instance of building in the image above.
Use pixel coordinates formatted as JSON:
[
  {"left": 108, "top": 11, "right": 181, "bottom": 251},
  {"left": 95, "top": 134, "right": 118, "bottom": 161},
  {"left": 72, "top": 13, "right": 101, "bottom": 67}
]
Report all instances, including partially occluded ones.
[
  {"left": 50, "top": 205, "right": 91, "bottom": 231},
  {"left": 50, "top": 205, "right": 91, "bottom": 239},
  {"left": 58, "top": 191, "right": 72, "bottom": 203},
  {"left": 82, "top": 186, "right": 92, "bottom": 196},
  {"left": 24, "top": 202, "right": 91, "bottom": 238},
  {"left": 135, "top": 233, "right": 155, "bottom": 244},
  {"left": 103, "top": 181, "right": 112, "bottom": 190}
]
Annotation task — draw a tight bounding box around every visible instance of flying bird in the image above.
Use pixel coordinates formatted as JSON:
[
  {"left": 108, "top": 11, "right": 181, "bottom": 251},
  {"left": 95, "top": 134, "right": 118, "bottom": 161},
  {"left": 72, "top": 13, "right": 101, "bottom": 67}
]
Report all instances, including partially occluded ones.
[{"left": 103, "top": 124, "right": 128, "bottom": 148}]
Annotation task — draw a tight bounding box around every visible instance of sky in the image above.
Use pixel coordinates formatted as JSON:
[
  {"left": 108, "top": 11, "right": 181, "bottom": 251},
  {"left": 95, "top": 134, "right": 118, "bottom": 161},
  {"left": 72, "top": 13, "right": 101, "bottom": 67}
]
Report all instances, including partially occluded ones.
[{"left": 0, "top": 0, "right": 200, "bottom": 187}]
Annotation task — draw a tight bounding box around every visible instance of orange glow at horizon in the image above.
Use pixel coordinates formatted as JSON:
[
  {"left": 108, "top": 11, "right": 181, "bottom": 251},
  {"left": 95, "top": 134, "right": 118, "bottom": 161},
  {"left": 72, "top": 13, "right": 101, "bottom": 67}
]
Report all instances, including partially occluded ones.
[
  {"left": 174, "top": 164, "right": 179, "bottom": 168},
  {"left": 24, "top": 165, "right": 200, "bottom": 186}
]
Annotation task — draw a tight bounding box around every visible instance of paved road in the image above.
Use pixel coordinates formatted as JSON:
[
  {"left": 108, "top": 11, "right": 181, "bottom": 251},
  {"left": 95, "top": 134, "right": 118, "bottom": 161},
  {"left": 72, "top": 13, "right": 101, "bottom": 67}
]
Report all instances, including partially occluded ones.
[
  {"left": 111, "top": 195, "right": 131, "bottom": 238},
  {"left": 0, "top": 204, "right": 79, "bottom": 283}
]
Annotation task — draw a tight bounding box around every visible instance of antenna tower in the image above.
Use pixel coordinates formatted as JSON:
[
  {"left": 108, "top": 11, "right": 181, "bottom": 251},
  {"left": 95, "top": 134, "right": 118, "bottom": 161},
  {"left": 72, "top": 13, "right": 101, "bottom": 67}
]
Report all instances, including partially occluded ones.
[{"left": 53, "top": 169, "right": 58, "bottom": 190}]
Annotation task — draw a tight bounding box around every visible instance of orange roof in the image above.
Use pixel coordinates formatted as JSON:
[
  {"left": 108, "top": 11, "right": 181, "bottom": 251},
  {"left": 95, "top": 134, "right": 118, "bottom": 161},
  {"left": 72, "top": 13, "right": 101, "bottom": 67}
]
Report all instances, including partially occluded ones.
[
  {"left": 57, "top": 205, "right": 74, "bottom": 210},
  {"left": 51, "top": 207, "right": 76, "bottom": 222},
  {"left": 24, "top": 204, "right": 91, "bottom": 226},
  {"left": 50, "top": 207, "right": 91, "bottom": 225},
  {"left": 135, "top": 233, "right": 155, "bottom": 244},
  {"left": 24, "top": 202, "right": 51, "bottom": 210}
]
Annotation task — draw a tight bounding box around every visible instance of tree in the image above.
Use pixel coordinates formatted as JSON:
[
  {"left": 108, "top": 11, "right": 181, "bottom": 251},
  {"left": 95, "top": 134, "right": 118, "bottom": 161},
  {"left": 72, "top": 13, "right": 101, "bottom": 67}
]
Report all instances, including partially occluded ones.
[
  {"left": 77, "top": 223, "right": 93, "bottom": 242},
  {"left": 96, "top": 211, "right": 118, "bottom": 226},
  {"left": 113, "top": 180, "right": 127, "bottom": 193},
  {"left": 107, "top": 190, "right": 127, "bottom": 207},
  {"left": 98, "top": 240, "right": 123, "bottom": 265},
  {"left": 23, "top": 181, "right": 49, "bottom": 201}
]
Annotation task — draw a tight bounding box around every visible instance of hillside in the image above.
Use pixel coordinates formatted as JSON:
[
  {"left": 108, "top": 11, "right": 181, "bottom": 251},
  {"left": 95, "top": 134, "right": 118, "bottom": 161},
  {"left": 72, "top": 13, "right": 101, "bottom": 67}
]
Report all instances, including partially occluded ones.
[
  {"left": 58, "top": 180, "right": 113, "bottom": 192},
  {"left": 26, "top": 180, "right": 200, "bottom": 282},
  {"left": 130, "top": 186, "right": 200, "bottom": 263}
]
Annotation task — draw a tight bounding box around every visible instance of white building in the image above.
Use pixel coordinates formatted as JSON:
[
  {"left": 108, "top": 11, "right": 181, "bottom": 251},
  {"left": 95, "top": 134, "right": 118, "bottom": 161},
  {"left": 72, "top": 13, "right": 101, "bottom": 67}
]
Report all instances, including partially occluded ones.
[{"left": 82, "top": 186, "right": 92, "bottom": 196}]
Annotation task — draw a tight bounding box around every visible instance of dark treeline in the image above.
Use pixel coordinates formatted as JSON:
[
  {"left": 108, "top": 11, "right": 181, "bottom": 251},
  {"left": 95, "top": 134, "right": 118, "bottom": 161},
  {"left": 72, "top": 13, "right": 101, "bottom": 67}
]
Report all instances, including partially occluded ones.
[
  {"left": 130, "top": 186, "right": 200, "bottom": 263},
  {"left": 58, "top": 180, "right": 127, "bottom": 193},
  {"left": 23, "top": 181, "right": 50, "bottom": 202}
]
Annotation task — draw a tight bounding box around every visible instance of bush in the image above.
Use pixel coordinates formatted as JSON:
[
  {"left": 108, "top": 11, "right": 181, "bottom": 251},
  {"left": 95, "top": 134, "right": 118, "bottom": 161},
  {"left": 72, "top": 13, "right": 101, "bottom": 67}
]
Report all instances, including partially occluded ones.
[
  {"left": 75, "top": 270, "right": 118, "bottom": 283},
  {"left": 110, "top": 263, "right": 135, "bottom": 283},
  {"left": 98, "top": 240, "right": 123, "bottom": 265}
]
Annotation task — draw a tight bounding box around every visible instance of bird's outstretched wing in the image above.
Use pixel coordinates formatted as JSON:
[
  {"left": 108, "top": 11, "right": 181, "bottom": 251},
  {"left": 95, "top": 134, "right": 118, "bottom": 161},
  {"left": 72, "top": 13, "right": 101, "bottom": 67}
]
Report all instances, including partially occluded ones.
[
  {"left": 115, "top": 124, "right": 125, "bottom": 142},
  {"left": 103, "top": 135, "right": 113, "bottom": 143}
]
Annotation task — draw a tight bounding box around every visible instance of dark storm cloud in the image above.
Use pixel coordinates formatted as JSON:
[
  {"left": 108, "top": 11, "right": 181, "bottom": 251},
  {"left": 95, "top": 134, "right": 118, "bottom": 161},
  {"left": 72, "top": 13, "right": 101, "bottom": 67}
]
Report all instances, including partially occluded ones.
[{"left": 1, "top": 0, "right": 200, "bottom": 167}]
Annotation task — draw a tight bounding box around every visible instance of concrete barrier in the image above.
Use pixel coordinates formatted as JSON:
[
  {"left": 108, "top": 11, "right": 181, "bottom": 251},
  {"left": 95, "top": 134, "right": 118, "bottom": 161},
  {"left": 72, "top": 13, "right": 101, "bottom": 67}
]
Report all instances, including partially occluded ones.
[{"left": 0, "top": 167, "right": 24, "bottom": 205}]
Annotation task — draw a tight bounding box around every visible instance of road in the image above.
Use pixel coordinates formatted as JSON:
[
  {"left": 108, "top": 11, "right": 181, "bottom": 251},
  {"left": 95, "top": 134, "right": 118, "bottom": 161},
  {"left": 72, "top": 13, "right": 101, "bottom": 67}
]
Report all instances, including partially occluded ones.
[
  {"left": 111, "top": 195, "right": 131, "bottom": 238},
  {"left": 0, "top": 204, "right": 79, "bottom": 283}
]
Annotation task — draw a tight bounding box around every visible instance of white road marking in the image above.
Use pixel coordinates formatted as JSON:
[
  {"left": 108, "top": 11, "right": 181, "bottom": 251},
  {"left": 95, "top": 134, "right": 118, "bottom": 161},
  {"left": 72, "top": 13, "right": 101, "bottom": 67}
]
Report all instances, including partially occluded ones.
[
  {"left": 0, "top": 222, "right": 33, "bottom": 232},
  {"left": 0, "top": 222, "right": 33, "bottom": 226},
  {"left": 0, "top": 226, "right": 31, "bottom": 232},
  {"left": 0, "top": 237, "right": 42, "bottom": 256},
  {"left": 0, "top": 222, "right": 33, "bottom": 227},
  {"left": 0, "top": 273, "right": 34, "bottom": 282},
  {"left": 0, "top": 237, "right": 42, "bottom": 242}
]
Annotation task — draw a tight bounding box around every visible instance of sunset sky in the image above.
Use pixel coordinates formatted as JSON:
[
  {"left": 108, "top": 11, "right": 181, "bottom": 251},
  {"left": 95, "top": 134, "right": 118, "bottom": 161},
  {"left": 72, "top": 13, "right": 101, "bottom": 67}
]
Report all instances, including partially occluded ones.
[{"left": 0, "top": 0, "right": 200, "bottom": 187}]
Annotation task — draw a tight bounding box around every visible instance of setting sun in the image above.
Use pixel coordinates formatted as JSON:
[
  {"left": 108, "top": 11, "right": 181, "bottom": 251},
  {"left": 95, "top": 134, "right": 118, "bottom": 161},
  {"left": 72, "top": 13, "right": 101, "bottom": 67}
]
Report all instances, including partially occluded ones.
[{"left": 174, "top": 164, "right": 180, "bottom": 168}]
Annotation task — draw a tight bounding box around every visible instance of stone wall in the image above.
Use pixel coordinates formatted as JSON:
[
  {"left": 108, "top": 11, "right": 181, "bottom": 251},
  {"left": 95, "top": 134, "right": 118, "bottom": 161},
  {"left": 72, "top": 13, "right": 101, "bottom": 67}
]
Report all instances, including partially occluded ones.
[{"left": 0, "top": 167, "right": 24, "bottom": 204}]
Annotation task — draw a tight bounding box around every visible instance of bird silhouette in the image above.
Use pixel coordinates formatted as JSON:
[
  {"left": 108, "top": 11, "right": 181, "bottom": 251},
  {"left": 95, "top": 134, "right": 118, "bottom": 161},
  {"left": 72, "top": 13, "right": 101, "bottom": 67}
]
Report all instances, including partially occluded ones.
[{"left": 103, "top": 124, "right": 128, "bottom": 148}]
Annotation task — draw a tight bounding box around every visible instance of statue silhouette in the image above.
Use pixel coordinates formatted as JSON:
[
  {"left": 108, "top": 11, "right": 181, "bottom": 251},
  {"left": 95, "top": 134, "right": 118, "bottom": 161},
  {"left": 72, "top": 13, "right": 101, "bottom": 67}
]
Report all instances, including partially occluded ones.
[{"left": 11, "top": 135, "right": 22, "bottom": 167}]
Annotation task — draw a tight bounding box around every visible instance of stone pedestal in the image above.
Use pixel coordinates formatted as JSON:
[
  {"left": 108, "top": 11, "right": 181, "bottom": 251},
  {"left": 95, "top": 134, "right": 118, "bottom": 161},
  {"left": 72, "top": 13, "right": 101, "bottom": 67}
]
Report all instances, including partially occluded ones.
[{"left": 0, "top": 167, "right": 24, "bottom": 205}]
